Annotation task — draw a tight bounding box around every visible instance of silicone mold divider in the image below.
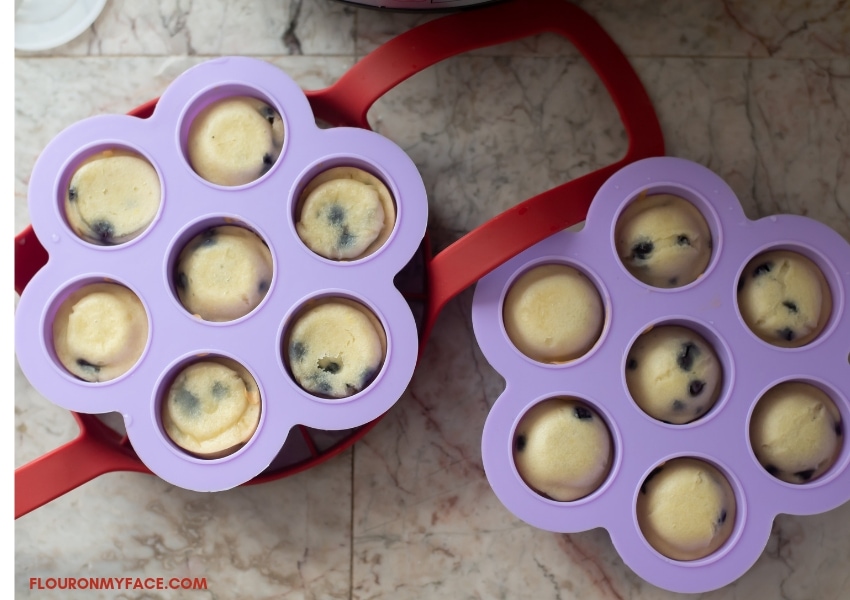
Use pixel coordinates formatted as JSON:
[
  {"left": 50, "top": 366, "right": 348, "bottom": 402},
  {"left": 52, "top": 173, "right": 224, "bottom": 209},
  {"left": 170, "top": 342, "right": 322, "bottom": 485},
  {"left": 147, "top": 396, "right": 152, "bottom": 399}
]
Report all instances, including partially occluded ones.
[
  {"left": 472, "top": 156, "right": 850, "bottom": 593},
  {"left": 14, "top": 0, "right": 664, "bottom": 518}
]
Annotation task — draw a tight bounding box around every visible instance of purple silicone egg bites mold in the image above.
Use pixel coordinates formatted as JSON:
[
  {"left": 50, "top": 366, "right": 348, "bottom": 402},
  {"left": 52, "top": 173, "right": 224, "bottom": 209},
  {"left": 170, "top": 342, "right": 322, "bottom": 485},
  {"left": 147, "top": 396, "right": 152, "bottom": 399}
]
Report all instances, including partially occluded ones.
[
  {"left": 15, "top": 57, "right": 428, "bottom": 492},
  {"left": 472, "top": 156, "right": 850, "bottom": 593}
]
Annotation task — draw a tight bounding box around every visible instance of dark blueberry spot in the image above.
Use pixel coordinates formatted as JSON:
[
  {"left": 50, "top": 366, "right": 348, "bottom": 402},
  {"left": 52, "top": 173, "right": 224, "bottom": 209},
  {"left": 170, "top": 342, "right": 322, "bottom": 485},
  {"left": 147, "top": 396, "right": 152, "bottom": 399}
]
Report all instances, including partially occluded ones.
[
  {"left": 338, "top": 227, "right": 355, "bottom": 249},
  {"left": 260, "top": 153, "right": 274, "bottom": 175},
  {"left": 717, "top": 509, "right": 727, "bottom": 525},
  {"left": 290, "top": 341, "right": 307, "bottom": 363},
  {"left": 258, "top": 280, "right": 268, "bottom": 293},
  {"left": 574, "top": 406, "right": 593, "bottom": 420},
  {"left": 176, "top": 271, "right": 188, "bottom": 291},
  {"left": 515, "top": 434, "right": 527, "bottom": 452},
  {"left": 627, "top": 358, "right": 638, "bottom": 370},
  {"left": 641, "top": 466, "right": 664, "bottom": 494},
  {"left": 835, "top": 422, "right": 843, "bottom": 437},
  {"left": 68, "top": 186, "right": 78, "bottom": 202},
  {"left": 672, "top": 400, "right": 685, "bottom": 412},
  {"left": 211, "top": 381, "right": 228, "bottom": 399},
  {"left": 91, "top": 220, "right": 115, "bottom": 243},
  {"left": 677, "top": 342, "right": 699, "bottom": 371},
  {"left": 777, "top": 327, "right": 795, "bottom": 342},
  {"left": 321, "top": 361, "right": 341, "bottom": 375},
  {"left": 676, "top": 234, "right": 691, "bottom": 246},
  {"left": 668, "top": 277, "right": 679, "bottom": 286},
  {"left": 753, "top": 262, "right": 773, "bottom": 277},
  {"left": 694, "top": 405, "right": 704, "bottom": 415},
  {"left": 76, "top": 358, "right": 101, "bottom": 373},
  {"left": 783, "top": 300, "right": 798, "bottom": 313},
  {"left": 327, "top": 204, "right": 346, "bottom": 226},
  {"left": 316, "top": 379, "right": 332, "bottom": 394},
  {"left": 765, "top": 464, "right": 780, "bottom": 477},
  {"left": 795, "top": 469, "right": 816, "bottom": 481},
  {"left": 260, "top": 105, "right": 276, "bottom": 125},
  {"left": 360, "top": 367, "right": 376, "bottom": 388},
  {"left": 197, "top": 228, "right": 217, "bottom": 248},
  {"left": 689, "top": 380, "right": 705, "bottom": 397},
  {"left": 631, "top": 239, "right": 654, "bottom": 261},
  {"left": 737, "top": 276, "right": 745, "bottom": 293},
  {"left": 174, "top": 387, "right": 200, "bottom": 417}
]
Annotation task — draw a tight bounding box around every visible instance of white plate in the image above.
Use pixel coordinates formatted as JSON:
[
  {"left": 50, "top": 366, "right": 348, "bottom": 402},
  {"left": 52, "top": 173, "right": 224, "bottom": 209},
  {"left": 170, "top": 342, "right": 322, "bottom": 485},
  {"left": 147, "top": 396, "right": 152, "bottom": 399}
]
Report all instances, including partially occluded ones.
[{"left": 15, "top": 0, "right": 108, "bottom": 51}]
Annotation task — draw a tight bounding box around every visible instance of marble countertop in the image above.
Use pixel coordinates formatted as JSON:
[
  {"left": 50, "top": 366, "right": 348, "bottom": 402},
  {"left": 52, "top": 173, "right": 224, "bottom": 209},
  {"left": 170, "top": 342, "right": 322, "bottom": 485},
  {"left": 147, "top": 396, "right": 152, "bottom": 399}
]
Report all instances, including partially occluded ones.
[{"left": 14, "top": 0, "right": 850, "bottom": 598}]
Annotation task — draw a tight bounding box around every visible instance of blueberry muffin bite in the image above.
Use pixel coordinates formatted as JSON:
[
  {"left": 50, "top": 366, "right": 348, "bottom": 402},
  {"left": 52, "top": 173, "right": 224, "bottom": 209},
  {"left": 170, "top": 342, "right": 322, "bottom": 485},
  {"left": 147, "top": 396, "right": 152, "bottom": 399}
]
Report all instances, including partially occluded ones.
[
  {"left": 162, "top": 357, "right": 261, "bottom": 458},
  {"left": 513, "top": 397, "right": 613, "bottom": 501},
  {"left": 65, "top": 149, "right": 161, "bottom": 245},
  {"left": 286, "top": 298, "right": 386, "bottom": 398},
  {"left": 626, "top": 325, "right": 723, "bottom": 424},
  {"left": 750, "top": 381, "right": 842, "bottom": 484},
  {"left": 615, "top": 193, "right": 712, "bottom": 288},
  {"left": 175, "top": 225, "right": 273, "bottom": 322},
  {"left": 295, "top": 167, "right": 396, "bottom": 260},
  {"left": 637, "top": 458, "right": 736, "bottom": 561},
  {"left": 187, "top": 96, "right": 284, "bottom": 186},
  {"left": 737, "top": 250, "right": 832, "bottom": 348},
  {"left": 53, "top": 282, "right": 148, "bottom": 382}
]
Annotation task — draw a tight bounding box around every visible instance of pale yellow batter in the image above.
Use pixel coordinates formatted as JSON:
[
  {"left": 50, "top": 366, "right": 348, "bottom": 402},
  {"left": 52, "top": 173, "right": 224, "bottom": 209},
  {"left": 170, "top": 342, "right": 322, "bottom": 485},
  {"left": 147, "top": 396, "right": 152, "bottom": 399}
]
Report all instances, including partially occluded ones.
[
  {"left": 295, "top": 167, "right": 396, "bottom": 260},
  {"left": 513, "top": 397, "right": 612, "bottom": 501},
  {"left": 615, "top": 194, "right": 712, "bottom": 288},
  {"left": 626, "top": 325, "right": 722, "bottom": 424},
  {"left": 737, "top": 250, "right": 832, "bottom": 347},
  {"left": 750, "top": 381, "right": 842, "bottom": 483},
  {"left": 286, "top": 298, "right": 386, "bottom": 398},
  {"left": 53, "top": 282, "right": 149, "bottom": 382},
  {"left": 175, "top": 225, "right": 274, "bottom": 322},
  {"left": 503, "top": 264, "right": 604, "bottom": 363},
  {"left": 187, "top": 96, "right": 284, "bottom": 186},
  {"left": 637, "top": 458, "right": 736, "bottom": 561},
  {"left": 162, "top": 357, "right": 261, "bottom": 458},
  {"left": 65, "top": 149, "right": 161, "bottom": 245}
]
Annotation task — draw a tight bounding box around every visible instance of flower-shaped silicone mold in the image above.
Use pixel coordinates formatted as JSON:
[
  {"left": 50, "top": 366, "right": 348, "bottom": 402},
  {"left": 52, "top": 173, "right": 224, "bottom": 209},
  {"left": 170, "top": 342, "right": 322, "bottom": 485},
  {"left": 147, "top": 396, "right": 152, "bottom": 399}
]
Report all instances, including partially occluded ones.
[
  {"left": 472, "top": 157, "right": 850, "bottom": 593},
  {"left": 15, "top": 57, "right": 428, "bottom": 492}
]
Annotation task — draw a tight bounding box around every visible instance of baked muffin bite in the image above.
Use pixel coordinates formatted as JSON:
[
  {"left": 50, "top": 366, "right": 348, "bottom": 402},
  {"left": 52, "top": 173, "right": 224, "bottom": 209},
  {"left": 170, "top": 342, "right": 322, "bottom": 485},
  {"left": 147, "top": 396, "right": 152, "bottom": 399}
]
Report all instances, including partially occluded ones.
[
  {"left": 53, "top": 282, "right": 148, "bottom": 382},
  {"left": 295, "top": 167, "right": 396, "bottom": 260},
  {"left": 65, "top": 149, "right": 160, "bottom": 245},
  {"left": 175, "top": 225, "right": 273, "bottom": 322},
  {"left": 187, "top": 96, "right": 284, "bottom": 186},
  {"left": 615, "top": 194, "right": 712, "bottom": 288},
  {"left": 286, "top": 298, "right": 386, "bottom": 398},
  {"left": 162, "top": 357, "right": 261, "bottom": 458},
  {"left": 513, "top": 397, "right": 612, "bottom": 501},
  {"left": 503, "top": 264, "right": 604, "bottom": 363},
  {"left": 737, "top": 250, "right": 831, "bottom": 347},
  {"left": 750, "top": 381, "right": 842, "bottom": 483},
  {"left": 637, "top": 458, "right": 736, "bottom": 561},
  {"left": 626, "top": 325, "right": 723, "bottom": 424}
]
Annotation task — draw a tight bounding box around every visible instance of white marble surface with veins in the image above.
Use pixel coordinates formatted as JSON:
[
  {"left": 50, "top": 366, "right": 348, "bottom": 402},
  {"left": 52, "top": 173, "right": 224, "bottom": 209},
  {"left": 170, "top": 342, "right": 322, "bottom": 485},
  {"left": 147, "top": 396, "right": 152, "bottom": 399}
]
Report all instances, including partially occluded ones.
[{"left": 14, "top": 0, "right": 850, "bottom": 598}]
